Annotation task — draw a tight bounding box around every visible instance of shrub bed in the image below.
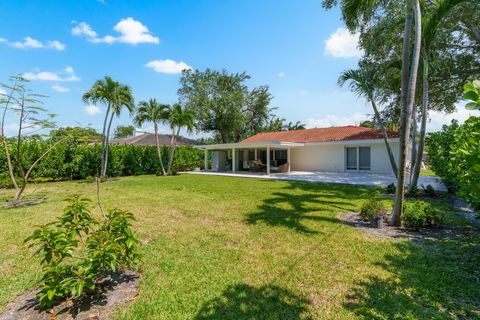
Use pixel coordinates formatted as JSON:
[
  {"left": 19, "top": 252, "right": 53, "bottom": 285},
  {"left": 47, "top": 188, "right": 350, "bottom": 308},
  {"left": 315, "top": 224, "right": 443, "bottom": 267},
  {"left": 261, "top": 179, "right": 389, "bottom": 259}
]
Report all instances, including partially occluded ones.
[{"left": 0, "top": 141, "right": 203, "bottom": 186}]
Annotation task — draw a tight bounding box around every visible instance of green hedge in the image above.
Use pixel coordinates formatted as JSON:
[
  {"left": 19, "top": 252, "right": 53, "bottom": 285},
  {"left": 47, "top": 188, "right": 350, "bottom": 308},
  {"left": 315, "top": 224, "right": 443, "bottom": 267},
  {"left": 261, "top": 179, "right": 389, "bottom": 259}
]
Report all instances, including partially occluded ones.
[
  {"left": 0, "top": 141, "right": 204, "bottom": 186},
  {"left": 426, "top": 117, "right": 480, "bottom": 209}
]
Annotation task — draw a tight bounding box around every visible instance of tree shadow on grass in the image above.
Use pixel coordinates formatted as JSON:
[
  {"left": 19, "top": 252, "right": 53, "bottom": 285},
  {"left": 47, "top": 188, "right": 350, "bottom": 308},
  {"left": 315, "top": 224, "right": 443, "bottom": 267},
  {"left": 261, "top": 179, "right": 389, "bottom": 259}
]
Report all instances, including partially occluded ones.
[
  {"left": 246, "top": 181, "right": 370, "bottom": 234},
  {"left": 194, "top": 283, "right": 311, "bottom": 320},
  {"left": 345, "top": 237, "right": 480, "bottom": 319}
]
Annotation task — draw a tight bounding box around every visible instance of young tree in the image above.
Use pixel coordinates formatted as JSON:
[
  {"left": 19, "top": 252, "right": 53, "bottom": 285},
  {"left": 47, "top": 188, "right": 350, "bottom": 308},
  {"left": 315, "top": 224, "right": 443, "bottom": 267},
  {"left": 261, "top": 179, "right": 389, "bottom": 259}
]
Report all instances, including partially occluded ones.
[
  {"left": 114, "top": 125, "right": 135, "bottom": 138},
  {"left": 0, "top": 76, "right": 61, "bottom": 202},
  {"left": 82, "top": 77, "right": 134, "bottom": 177},
  {"left": 133, "top": 99, "right": 169, "bottom": 176},
  {"left": 165, "top": 103, "right": 194, "bottom": 174}
]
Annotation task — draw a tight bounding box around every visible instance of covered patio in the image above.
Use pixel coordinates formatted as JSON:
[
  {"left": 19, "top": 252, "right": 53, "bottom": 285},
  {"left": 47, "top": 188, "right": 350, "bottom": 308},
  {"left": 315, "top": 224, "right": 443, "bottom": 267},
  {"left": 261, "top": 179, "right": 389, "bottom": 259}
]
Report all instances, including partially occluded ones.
[{"left": 195, "top": 141, "right": 304, "bottom": 175}]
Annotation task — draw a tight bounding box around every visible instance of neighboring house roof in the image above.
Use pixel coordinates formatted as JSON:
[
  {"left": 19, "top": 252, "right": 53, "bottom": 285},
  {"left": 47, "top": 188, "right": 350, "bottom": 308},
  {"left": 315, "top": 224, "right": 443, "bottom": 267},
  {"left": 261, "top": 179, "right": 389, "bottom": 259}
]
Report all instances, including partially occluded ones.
[
  {"left": 241, "top": 126, "right": 399, "bottom": 143},
  {"left": 110, "top": 133, "right": 199, "bottom": 146}
]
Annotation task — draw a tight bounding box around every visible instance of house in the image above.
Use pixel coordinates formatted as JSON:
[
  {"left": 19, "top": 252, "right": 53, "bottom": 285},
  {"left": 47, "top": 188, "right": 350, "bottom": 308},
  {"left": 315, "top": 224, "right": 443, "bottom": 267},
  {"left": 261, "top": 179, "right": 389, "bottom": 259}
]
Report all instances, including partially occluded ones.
[
  {"left": 110, "top": 133, "right": 198, "bottom": 147},
  {"left": 195, "top": 126, "right": 400, "bottom": 175}
]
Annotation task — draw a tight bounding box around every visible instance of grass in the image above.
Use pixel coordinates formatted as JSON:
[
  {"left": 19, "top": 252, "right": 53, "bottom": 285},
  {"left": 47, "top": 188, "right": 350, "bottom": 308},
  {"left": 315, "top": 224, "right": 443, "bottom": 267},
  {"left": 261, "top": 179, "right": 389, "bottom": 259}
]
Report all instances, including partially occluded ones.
[
  {"left": 1, "top": 174, "right": 479, "bottom": 319},
  {"left": 421, "top": 168, "right": 437, "bottom": 176}
]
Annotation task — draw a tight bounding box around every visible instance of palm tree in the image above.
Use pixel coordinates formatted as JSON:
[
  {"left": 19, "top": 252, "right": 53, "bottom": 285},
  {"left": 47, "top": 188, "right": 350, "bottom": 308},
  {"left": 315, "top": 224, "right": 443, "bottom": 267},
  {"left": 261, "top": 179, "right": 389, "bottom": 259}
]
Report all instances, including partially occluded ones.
[
  {"left": 338, "top": 68, "right": 398, "bottom": 177},
  {"left": 409, "top": 0, "right": 468, "bottom": 189},
  {"left": 83, "top": 77, "right": 134, "bottom": 177},
  {"left": 284, "top": 121, "right": 306, "bottom": 131},
  {"left": 134, "top": 99, "right": 170, "bottom": 176},
  {"left": 166, "top": 103, "right": 194, "bottom": 174},
  {"left": 339, "top": 0, "right": 422, "bottom": 226}
]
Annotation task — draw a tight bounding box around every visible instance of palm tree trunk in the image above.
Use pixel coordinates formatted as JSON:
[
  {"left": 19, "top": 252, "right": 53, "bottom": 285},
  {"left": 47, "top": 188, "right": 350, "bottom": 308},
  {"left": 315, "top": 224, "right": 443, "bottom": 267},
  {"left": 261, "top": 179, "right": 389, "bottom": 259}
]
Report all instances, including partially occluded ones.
[
  {"left": 167, "top": 127, "right": 180, "bottom": 174},
  {"left": 370, "top": 97, "right": 398, "bottom": 177},
  {"left": 391, "top": 0, "right": 422, "bottom": 227},
  {"left": 409, "top": 103, "right": 418, "bottom": 185},
  {"left": 102, "top": 112, "right": 114, "bottom": 177},
  {"left": 100, "top": 104, "right": 111, "bottom": 177},
  {"left": 410, "top": 57, "right": 429, "bottom": 188},
  {"left": 154, "top": 123, "right": 167, "bottom": 176}
]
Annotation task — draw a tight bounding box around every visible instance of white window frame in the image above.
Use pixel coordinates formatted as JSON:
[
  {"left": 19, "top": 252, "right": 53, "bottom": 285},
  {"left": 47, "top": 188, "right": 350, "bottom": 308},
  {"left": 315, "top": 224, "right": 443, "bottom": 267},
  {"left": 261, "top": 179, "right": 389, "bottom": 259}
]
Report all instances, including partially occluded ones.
[{"left": 345, "top": 146, "right": 371, "bottom": 172}]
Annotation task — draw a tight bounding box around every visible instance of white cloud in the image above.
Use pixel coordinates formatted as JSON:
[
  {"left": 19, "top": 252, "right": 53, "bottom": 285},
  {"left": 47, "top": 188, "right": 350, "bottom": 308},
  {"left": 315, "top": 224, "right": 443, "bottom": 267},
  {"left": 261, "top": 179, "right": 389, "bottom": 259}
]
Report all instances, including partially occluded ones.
[
  {"left": 71, "top": 18, "right": 159, "bottom": 45},
  {"left": 71, "top": 22, "right": 98, "bottom": 38},
  {"left": 428, "top": 107, "right": 480, "bottom": 132},
  {"left": 85, "top": 105, "right": 101, "bottom": 115},
  {"left": 23, "top": 66, "right": 80, "bottom": 82},
  {"left": 6, "top": 36, "right": 65, "bottom": 50},
  {"left": 306, "top": 112, "right": 368, "bottom": 128},
  {"left": 278, "top": 72, "right": 285, "bottom": 78},
  {"left": 51, "top": 84, "right": 70, "bottom": 93},
  {"left": 113, "top": 17, "right": 159, "bottom": 45},
  {"left": 145, "top": 59, "right": 191, "bottom": 74},
  {"left": 47, "top": 40, "right": 66, "bottom": 51},
  {"left": 325, "top": 27, "right": 363, "bottom": 58}
]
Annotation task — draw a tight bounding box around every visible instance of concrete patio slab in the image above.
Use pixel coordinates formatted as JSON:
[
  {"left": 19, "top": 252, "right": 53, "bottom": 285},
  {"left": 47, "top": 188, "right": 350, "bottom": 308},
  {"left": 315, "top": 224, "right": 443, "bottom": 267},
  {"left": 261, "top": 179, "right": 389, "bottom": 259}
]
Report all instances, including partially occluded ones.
[{"left": 182, "top": 170, "right": 447, "bottom": 191}]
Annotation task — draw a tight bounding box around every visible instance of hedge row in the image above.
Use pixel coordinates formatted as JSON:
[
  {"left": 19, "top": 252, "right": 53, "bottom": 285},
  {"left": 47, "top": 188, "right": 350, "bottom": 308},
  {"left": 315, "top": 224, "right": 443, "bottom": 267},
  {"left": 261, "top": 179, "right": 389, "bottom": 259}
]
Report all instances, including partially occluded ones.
[
  {"left": 426, "top": 116, "right": 480, "bottom": 209},
  {"left": 0, "top": 141, "right": 204, "bottom": 186}
]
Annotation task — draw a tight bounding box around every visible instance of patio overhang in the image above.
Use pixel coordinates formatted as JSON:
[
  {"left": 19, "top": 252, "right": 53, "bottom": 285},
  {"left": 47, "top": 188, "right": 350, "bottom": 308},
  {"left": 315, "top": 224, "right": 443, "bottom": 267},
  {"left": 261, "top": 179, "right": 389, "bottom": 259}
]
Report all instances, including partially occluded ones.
[
  {"left": 194, "top": 140, "right": 304, "bottom": 150},
  {"left": 195, "top": 141, "right": 303, "bottom": 175}
]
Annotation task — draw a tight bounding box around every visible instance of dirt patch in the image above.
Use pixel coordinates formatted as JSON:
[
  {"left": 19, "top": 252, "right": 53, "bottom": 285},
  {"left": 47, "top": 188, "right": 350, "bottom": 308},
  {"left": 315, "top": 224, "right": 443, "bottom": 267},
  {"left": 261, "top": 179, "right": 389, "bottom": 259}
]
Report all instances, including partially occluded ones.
[
  {"left": 0, "top": 270, "right": 139, "bottom": 320},
  {"left": 339, "top": 212, "right": 476, "bottom": 243},
  {"left": 1, "top": 199, "right": 44, "bottom": 208}
]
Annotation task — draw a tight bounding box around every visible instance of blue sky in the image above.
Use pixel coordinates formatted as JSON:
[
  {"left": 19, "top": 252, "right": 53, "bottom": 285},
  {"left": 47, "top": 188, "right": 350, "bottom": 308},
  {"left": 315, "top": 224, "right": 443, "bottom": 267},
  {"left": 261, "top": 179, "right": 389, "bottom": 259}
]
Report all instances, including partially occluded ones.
[{"left": 0, "top": 0, "right": 475, "bottom": 137}]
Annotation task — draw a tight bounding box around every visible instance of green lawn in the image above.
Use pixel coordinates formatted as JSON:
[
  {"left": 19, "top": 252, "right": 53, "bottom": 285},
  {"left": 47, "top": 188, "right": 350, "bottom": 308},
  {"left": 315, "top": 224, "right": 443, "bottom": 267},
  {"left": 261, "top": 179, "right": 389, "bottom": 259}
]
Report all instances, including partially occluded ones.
[{"left": 1, "top": 175, "right": 479, "bottom": 319}]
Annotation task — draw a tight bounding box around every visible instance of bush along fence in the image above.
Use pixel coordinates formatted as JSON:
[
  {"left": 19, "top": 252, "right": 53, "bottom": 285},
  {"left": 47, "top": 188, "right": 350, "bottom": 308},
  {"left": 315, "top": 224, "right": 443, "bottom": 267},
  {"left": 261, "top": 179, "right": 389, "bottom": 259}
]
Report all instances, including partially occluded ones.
[
  {"left": 0, "top": 141, "right": 204, "bottom": 187},
  {"left": 426, "top": 116, "right": 480, "bottom": 210}
]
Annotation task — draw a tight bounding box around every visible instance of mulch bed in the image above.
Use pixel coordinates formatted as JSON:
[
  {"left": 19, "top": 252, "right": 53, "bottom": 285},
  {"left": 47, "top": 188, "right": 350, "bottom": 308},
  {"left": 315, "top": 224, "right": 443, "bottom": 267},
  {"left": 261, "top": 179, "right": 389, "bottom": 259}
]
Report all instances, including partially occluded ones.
[
  {"left": 0, "top": 270, "right": 139, "bottom": 320},
  {"left": 339, "top": 212, "right": 477, "bottom": 243}
]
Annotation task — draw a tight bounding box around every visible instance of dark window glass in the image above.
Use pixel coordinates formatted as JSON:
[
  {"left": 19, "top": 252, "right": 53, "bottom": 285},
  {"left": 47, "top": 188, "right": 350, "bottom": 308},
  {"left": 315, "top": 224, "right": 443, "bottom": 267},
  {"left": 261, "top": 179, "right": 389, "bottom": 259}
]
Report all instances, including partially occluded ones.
[
  {"left": 346, "top": 147, "right": 357, "bottom": 170},
  {"left": 359, "top": 147, "right": 371, "bottom": 170}
]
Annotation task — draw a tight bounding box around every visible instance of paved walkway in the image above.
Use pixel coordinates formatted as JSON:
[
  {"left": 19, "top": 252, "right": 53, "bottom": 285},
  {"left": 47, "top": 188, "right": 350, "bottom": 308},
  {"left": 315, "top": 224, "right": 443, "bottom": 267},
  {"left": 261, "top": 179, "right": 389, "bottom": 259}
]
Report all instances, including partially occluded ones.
[{"left": 183, "top": 170, "right": 447, "bottom": 191}]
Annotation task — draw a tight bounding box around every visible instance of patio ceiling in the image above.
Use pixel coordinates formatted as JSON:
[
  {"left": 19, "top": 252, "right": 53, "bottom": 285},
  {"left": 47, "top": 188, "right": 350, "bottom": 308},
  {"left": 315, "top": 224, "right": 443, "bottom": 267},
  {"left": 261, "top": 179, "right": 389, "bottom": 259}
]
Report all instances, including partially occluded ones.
[{"left": 194, "top": 140, "right": 304, "bottom": 150}]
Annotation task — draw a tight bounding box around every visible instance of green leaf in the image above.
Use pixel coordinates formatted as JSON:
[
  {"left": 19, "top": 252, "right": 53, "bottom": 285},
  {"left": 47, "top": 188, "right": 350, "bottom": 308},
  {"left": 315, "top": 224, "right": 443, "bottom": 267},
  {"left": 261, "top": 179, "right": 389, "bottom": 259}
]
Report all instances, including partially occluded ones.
[
  {"left": 465, "top": 102, "right": 479, "bottom": 110},
  {"left": 464, "top": 90, "right": 479, "bottom": 101},
  {"left": 464, "top": 83, "right": 475, "bottom": 91},
  {"left": 47, "top": 289, "right": 56, "bottom": 300},
  {"left": 473, "top": 80, "right": 480, "bottom": 89}
]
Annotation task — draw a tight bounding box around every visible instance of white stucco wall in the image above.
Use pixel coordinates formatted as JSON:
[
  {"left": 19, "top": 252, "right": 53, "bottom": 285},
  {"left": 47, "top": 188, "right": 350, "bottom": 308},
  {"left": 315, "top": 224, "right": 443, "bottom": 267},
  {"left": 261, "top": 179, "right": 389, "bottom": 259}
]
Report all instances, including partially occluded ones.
[{"left": 290, "top": 141, "right": 400, "bottom": 174}]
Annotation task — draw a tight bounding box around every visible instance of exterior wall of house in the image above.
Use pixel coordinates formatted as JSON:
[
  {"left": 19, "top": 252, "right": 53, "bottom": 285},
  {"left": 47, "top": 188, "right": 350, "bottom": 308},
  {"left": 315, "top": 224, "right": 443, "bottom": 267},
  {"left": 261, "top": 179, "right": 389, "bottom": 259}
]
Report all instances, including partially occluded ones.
[{"left": 290, "top": 141, "right": 400, "bottom": 174}]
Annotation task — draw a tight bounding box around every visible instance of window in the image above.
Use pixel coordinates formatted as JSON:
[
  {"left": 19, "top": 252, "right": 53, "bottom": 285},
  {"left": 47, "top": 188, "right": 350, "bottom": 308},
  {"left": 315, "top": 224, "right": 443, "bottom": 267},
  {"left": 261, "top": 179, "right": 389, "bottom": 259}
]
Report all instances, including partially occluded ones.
[
  {"left": 248, "top": 150, "right": 255, "bottom": 160},
  {"left": 346, "top": 146, "right": 371, "bottom": 171},
  {"left": 346, "top": 147, "right": 357, "bottom": 170},
  {"left": 275, "top": 150, "right": 287, "bottom": 160},
  {"left": 359, "top": 147, "right": 371, "bottom": 170}
]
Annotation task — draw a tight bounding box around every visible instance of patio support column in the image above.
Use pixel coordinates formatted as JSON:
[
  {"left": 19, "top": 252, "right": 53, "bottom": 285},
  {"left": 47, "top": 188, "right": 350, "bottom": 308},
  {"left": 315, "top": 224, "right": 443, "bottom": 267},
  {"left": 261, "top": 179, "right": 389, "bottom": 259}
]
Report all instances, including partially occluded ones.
[
  {"left": 266, "top": 146, "right": 271, "bottom": 175},
  {"left": 254, "top": 148, "right": 257, "bottom": 160},
  {"left": 232, "top": 148, "right": 236, "bottom": 173},
  {"left": 287, "top": 148, "right": 291, "bottom": 172},
  {"left": 204, "top": 149, "right": 208, "bottom": 171}
]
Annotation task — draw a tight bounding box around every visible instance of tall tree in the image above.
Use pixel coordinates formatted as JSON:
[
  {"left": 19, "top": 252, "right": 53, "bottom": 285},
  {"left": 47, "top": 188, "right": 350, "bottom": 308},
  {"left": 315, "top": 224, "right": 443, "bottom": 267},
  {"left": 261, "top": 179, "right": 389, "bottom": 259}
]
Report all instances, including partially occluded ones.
[
  {"left": 178, "top": 69, "right": 274, "bottom": 143},
  {"left": 338, "top": 67, "right": 398, "bottom": 176},
  {"left": 134, "top": 99, "right": 169, "bottom": 176},
  {"left": 114, "top": 125, "right": 135, "bottom": 138},
  {"left": 83, "top": 77, "right": 134, "bottom": 177},
  {"left": 165, "top": 103, "right": 194, "bottom": 174}
]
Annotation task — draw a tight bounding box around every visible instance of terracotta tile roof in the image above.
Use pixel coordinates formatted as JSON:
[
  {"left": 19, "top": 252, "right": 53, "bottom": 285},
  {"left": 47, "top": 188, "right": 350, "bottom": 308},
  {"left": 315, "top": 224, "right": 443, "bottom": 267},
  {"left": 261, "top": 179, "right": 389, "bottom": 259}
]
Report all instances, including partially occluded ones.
[
  {"left": 241, "top": 126, "right": 399, "bottom": 143},
  {"left": 110, "top": 133, "right": 199, "bottom": 146}
]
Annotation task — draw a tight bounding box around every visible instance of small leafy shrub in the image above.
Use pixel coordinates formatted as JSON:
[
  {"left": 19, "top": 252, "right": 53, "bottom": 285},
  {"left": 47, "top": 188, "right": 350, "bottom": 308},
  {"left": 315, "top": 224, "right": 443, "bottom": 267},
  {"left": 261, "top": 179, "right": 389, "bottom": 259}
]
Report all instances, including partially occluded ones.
[
  {"left": 402, "top": 200, "right": 444, "bottom": 229},
  {"left": 386, "top": 183, "right": 395, "bottom": 194},
  {"left": 360, "top": 196, "right": 388, "bottom": 220},
  {"left": 25, "top": 196, "right": 140, "bottom": 309},
  {"left": 422, "top": 184, "right": 436, "bottom": 197},
  {"left": 85, "top": 176, "right": 95, "bottom": 183},
  {"left": 407, "top": 185, "right": 420, "bottom": 198}
]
